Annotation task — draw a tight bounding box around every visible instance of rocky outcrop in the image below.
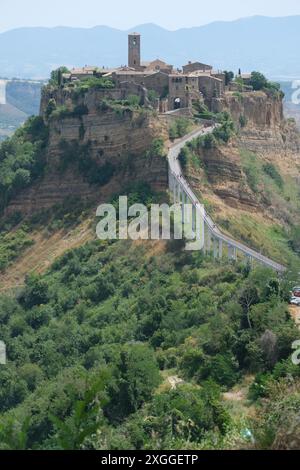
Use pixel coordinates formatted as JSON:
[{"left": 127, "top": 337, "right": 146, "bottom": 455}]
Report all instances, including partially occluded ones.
[
  {"left": 6, "top": 87, "right": 168, "bottom": 216},
  {"left": 187, "top": 142, "right": 258, "bottom": 210},
  {"left": 223, "top": 91, "right": 284, "bottom": 129},
  {"left": 188, "top": 90, "right": 300, "bottom": 216},
  {"left": 216, "top": 90, "right": 300, "bottom": 154}
]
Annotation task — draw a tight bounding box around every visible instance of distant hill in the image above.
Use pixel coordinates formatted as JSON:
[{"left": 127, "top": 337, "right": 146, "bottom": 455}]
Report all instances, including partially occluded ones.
[
  {"left": 1, "top": 16, "right": 300, "bottom": 79},
  {"left": 0, "top": 80, "right": 43, "bottom": 140}
]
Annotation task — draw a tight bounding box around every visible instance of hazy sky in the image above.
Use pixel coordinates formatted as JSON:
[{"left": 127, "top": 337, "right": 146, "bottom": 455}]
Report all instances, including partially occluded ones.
[{"left": 1, "top": 0, "right": 300, "bottom": 32}]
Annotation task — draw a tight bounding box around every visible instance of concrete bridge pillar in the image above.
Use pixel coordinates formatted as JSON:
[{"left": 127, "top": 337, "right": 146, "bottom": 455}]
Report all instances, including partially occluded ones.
[
  {"left": 213, "top": 237, "right": 219, "bottom": 259},
  {"left": 192, "top": 204, "right": 196, "bottom": 232},
  {"left": 181, "top": 190, "right": 185, "bottom": 225},
  {"left": 228, "top": 245, "right": 237, "bottom": 261},
  {"left": 178, "top": 183, "right": 182, "bottom": 204},
  {"left": 206, "top": 227, "right": 212, "bottom": 253},
  {"left": 219, "top": 239, "right": 223, "bottom": 258},
  {"left": 173, "top": 180, "right": 179, "bottom": 204}
]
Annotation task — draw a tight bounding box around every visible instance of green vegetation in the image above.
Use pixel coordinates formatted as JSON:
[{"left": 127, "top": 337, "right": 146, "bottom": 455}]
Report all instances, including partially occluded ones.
[
  {"left": 0, "top": 65, "right": 299, "bottom": 451},
  {"left": 193, "top": 102, "right": 216, "bottom": 121},
  {"left": 289, "top": 225, "right": 300, "bottom": 254},
  {"left": 223, "top": 71, "right": 234, "bottom": 86},
  {"left": 246, "top": 72, "right": 283, "bottom": 98},
  {"left": 0, "top": 228, "right": 34, "bottom": 272},
  {"left": 48, "top": 67, "right": 70, "bottom": 87},
  {"left": 262, "top": 163, "right": 284, "bottom": 189},
  {"left": 147, "top": 89, "right": 159, "bottom": 105},
  {"left": 188, "top": 112, "right": 235, "bottom": 154},
  {"left": 239, "top": 114, "right": 247, "bottom": 128},
  {"left": 73, "top": 76, "right": 115, "bottom": 94},
  {"left": 249, "top": 363, "right": 300, "bottom": 448},
  {"left": 240, "top": 149, "right": 298, "bottom": 206},
  {"left": 0, "top": 234, "right": 298, "bottom": 449},
  {"left": 46, "top": 101, "right": 89, "bottom": 120},
  {"left": 169, "top": 118, "right": 192, "bottom": 140},
  {"left": 96, "top": 96, "right": 150, "bottom": 120},
  {"left": 0, "top": 116, "right": 49, "bottom": 213},
  {"left": 178, "top": 146, "right": 189, "bottom": 168},
  {"left": 146, "top": 138, "right": 166, "bottom": 159}
]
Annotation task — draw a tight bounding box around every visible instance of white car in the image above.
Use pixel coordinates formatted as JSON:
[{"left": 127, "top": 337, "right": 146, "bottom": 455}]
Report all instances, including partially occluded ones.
[{"left": 290, "top": 297, "right": 300, "bottom": 306}]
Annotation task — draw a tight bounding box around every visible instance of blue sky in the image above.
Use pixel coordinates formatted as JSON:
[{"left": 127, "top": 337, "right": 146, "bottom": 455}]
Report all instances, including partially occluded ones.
[{"left": 1, "top": 0, "right": 300, "bottom": 32}]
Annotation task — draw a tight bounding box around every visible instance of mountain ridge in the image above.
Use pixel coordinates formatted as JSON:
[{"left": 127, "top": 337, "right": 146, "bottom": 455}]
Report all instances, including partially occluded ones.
[{"left": 1, "top": 16, "right": 300, "bottom": 79}]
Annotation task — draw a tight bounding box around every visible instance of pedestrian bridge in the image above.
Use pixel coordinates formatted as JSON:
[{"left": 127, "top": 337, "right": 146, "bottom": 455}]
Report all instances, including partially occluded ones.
[{"left": 168, "top": 126, "right": 286, "bottom": 273}]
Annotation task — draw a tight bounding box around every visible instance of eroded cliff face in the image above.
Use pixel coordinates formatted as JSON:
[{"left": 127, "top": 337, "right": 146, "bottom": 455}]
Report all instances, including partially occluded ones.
[
  {"left": 187, "top": 142, "right": 258, "bottom": 211},
  {"left": 218, "top": 90, "right": 300, "bottom": 154},
  {"left": 6, "top": 88, "right": 168, "bottom": 216},
  {"left": 188, "top": 90, "right": 300, "bottom": 225}
]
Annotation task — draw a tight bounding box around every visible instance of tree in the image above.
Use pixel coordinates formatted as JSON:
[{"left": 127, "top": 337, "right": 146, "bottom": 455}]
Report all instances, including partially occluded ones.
[
  {"left": 49, "top": 67, "right": 70, "bottom": 86},
  {"left": 13, "top": 169, "right": 31, "bottom": 190},
  {"left": 45, "top": 99, "right": 57, "bottom": 118},
  {"left": 107, "top": 344, "right": 161, "bottom": 421},
  {"left": 249, "top": 72, "right": 268, "bottom": 91},
  {"left": 50, "top": 371, "right": 110, "bottom": 450},
  {"left": 289, "top": 225, "right": 300, "bottom": 254},
  {"left": 259, "top": 330, "right": 278, "bottom": 369},
  {"left": 19, "top": 364, "right": 44, "bottom": 392},
  {"left": 224, "top": 71, "right": 234, "bottom": 86},
  {"left": 19, "top": 274, "right": 49, "bottom": 309},
  {"left": 239, "top": 284, "right": 260, "bottom": 329},
  {"left": 178, "top": 147, "right": 189, "bottom": 168},
  {"left": 0, "top": 417, "right": 30, "bottom": 450}
]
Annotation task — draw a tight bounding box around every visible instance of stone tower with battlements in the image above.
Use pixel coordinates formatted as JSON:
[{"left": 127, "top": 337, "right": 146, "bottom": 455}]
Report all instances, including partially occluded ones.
[{"left": 128, "top": 33, "right": 141, "bottom": 69}]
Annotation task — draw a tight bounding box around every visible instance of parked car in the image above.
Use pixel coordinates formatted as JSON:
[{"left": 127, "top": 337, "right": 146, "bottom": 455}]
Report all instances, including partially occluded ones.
[{"left": 290, "top": 296, "right": 300, "bottom": 306}]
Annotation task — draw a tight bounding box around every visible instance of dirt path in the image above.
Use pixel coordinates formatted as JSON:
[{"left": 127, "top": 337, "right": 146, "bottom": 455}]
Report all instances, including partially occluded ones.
[{"left": 0, "top": 219, "right": 94, "bottom": 292}]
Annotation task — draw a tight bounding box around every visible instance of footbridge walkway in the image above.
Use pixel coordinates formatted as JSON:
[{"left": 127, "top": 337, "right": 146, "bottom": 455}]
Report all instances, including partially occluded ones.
[{"left": 167, "top": 126, "right": 286, "bottom": 273}]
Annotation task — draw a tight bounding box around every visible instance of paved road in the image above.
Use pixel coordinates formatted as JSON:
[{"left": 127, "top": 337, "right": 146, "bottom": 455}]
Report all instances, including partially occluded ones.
[{"left": 168, "top": 126, "right": 286, "bottom": 273}]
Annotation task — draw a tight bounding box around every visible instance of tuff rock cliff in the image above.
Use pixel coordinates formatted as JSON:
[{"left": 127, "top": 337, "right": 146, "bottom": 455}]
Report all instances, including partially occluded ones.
[
  {"left": 188, "top": 90, "right": 300, "bottom": 221},
  {"left": 6, "top": 87, "right": 168, "bottom": 215}
]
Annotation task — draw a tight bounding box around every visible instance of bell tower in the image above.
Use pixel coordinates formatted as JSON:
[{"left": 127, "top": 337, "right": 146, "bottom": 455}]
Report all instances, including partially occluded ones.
[{"left": 128, "top": 33, "right": 141, "bottom": 69}]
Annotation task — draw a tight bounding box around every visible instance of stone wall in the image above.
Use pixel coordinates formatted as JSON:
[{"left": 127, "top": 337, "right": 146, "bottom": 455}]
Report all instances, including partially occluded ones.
[
  {"left": 168, "top": 75, "right": 199, "bottom": 110},
  {"left": 40, "top": 82, "right": 150, "bottom": 117},
  {"left": 198, "top": 75, "right": 223, "bottom": 106}
]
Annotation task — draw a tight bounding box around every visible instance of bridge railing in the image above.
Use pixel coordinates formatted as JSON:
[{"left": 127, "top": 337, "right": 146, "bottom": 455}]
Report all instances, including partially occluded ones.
[{"left": 167, "top": 134, "right": 286, "bottom": 274}]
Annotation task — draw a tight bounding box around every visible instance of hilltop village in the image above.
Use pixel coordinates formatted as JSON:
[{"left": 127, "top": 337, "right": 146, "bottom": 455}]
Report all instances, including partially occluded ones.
[{"left": 59, "top": 32, "right": 251, "bottom": 113}]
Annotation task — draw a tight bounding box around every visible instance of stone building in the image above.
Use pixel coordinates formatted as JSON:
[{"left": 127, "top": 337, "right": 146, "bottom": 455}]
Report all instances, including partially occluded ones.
[
  {"left": 168, "top": 74, "right": 200, "bottom": 110},
  {"left": 183, "top": 61, "right": 213, "bottom": 74},
  {"left": 197, "top": 74, "right": 224, "bottom": 106},
  {"left": 62, "top": 32, "right": 226, "bottom": 113},
  {"left": 128, "top": 32, "right": 141, "bottom": 69},
  {"left": 143, "top": 59, "right": 173, "bottom": 74}
]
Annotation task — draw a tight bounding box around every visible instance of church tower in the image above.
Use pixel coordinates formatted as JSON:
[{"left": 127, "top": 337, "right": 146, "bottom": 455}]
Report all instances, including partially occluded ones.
[{"left": 128, "top": 33, "right": 141, "bottom": 69}]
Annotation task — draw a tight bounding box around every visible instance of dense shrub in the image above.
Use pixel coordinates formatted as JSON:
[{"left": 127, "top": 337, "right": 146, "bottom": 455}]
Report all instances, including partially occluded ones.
[
  {"left": 263, "top": 163, "right": 284, "bottom": 189},
  {"left": 0, "top": 116, "right": 48, "bottom": 212}
]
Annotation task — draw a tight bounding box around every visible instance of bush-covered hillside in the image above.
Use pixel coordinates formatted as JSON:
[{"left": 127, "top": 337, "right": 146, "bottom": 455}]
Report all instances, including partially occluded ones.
[
  {"left": 0, "top": 234, "right": 299, "bottom": 450},
  {"left": 0, "top": 116, "right": 48, "bottom": 213}
]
